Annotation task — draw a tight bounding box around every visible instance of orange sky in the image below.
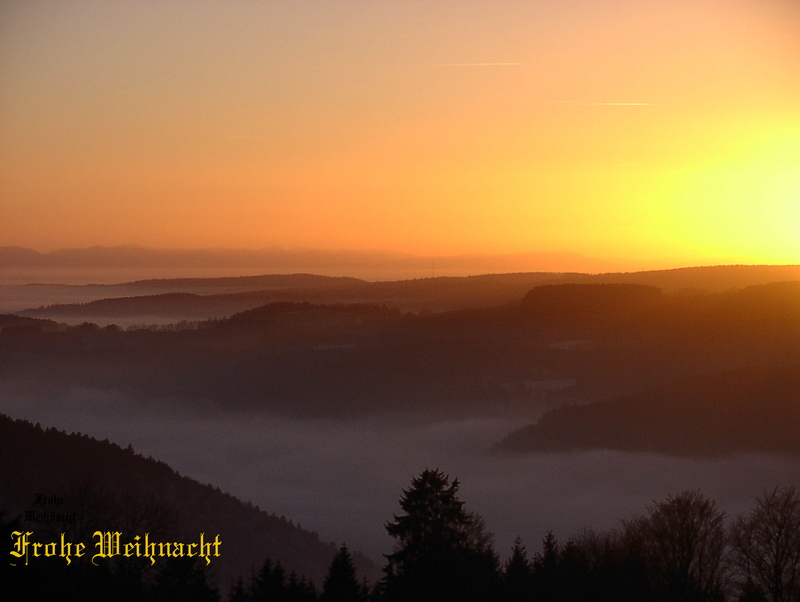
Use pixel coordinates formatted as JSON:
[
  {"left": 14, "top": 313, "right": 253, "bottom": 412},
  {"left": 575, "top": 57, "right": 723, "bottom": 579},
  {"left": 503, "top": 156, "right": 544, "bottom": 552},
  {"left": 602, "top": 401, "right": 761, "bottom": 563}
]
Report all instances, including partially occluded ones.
[{"left": 1, "top": 0, "right": 798, "bottom": 268}]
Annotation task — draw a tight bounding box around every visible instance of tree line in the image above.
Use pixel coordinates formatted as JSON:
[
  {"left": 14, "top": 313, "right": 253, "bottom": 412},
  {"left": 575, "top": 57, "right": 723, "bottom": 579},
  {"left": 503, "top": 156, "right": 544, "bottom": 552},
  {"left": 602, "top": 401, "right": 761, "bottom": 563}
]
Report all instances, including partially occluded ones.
[
  {"left": 221, "top": 469, "right": 800, "bottom": 602},
  {"left": 5, "top": 468, "right": 800, "bottom": 601}
]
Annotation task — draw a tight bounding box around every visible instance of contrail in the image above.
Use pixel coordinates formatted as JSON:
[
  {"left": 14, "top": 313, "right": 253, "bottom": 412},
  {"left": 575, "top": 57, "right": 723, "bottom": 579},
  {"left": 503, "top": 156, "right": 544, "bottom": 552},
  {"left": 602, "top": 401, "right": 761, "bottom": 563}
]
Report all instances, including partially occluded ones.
[
  {"left": 547, "top": 100, "right": 652, "bottom": 106},
  {"left": 436, "top": 62, "right": 524, "bottom": 67}
]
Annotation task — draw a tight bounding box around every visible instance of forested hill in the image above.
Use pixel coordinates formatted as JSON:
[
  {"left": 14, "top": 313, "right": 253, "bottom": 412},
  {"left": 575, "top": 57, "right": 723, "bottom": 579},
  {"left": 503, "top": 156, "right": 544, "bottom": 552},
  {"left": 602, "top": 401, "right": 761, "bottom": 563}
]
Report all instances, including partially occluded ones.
[
  {"left": 4, "top": 280, "right": 800, "bottom": 424},
  {"left": 0, "top": 413, "right": 377, "bottom": 589},
  {"left": 0, "top": 314, "right": 60, "bottom": 332},
  {"left": 496, "top": 365, "right": 800, "bottom": 455}
]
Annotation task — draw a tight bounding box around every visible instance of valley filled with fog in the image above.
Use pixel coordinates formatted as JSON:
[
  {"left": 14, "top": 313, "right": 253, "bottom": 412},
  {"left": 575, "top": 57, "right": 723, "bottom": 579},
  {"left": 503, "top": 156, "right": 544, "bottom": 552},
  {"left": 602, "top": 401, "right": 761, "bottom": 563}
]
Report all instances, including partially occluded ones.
[{"left": 5, "top": 385, "right": 799, "bottom": 562}]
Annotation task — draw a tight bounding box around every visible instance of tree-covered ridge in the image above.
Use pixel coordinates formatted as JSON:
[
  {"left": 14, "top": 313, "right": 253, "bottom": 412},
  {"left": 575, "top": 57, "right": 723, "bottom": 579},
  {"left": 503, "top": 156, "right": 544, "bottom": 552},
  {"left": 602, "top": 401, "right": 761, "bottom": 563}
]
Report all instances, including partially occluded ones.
[
  {"left": 0, "top": 313, "right": 60, "bottom": 333},
  {"left": 497, "top": 364, "right": 800, "bottom": 455},
  {"left": 0, "top": 413, "right": 377, "bottom": 591}
]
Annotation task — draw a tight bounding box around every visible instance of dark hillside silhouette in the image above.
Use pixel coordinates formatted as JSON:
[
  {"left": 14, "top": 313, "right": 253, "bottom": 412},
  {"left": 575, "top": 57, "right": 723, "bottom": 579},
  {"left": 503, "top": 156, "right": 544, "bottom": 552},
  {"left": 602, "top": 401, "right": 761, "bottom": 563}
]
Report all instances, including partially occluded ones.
[
  {"left": 497, "top": 365, "right": 800, "bottom": 455},
  {"left": 0, "top": 313, "right": 60, "bottom": 333},
  {"left": 22, "top": 292, "right": 269, "bottom": 320},
  {"left": 519, "top": 283, "right": 664, "bottom": 325},
  {"left": 0, "top": 413, "right": 377, "bottom": 592}
]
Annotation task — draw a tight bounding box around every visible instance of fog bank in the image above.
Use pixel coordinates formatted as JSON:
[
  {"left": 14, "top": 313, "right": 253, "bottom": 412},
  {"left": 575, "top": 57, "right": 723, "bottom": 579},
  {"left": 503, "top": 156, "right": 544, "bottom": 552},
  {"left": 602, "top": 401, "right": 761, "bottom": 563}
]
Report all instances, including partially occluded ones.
[{"left": 4, "top": 388, "right": 799, "bottom": 562}]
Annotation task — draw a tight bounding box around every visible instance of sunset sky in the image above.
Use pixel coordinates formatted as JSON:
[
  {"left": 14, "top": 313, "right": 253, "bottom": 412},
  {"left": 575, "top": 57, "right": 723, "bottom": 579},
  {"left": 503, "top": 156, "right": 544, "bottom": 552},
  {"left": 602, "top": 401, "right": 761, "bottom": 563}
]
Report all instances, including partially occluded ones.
[{"left": 1, "top": 0, "right": 798, "bottom": 268}]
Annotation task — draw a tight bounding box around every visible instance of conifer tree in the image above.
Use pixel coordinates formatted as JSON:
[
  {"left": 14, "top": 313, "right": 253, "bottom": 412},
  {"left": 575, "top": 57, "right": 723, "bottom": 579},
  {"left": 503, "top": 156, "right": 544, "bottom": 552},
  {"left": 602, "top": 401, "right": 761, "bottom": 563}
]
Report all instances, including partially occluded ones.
[
  {"left": 153, "top": 556, "right": 219, "bottom": 602},
  {"left": 287, "top": 571, "right": 319, "bottom": 602},
  {"left": 229, "top": 576, "right": 249, "bottom": 602},
  {"left": 383, "top": 469, "right": 499, "bottom": 602},
  {"left": 252, "top": 558, "right": 288, "bottom": 602},
  {"left": 502, "top": 537, "right": 533, "bottom": 602},
  {"left": 531, "top": 531, "right": 561, "bottom": 600},
  {"left": 321, "top": 544, "right": 361, "bottom": 602}
]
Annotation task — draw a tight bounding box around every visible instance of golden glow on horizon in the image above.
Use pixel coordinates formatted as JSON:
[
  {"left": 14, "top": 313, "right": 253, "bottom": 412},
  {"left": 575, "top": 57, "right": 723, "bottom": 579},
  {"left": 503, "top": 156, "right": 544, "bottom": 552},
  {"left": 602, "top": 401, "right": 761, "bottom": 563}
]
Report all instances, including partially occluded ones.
[{"left": 0, "top": 0, "right": 798, "bottom": 267}]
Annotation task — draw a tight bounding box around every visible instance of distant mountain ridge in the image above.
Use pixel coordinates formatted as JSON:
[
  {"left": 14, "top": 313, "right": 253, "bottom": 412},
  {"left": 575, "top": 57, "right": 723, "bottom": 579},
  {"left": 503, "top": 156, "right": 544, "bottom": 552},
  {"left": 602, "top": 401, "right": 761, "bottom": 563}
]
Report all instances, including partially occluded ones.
[
  {"left": 0, "top": 245, "right": 638, "bottom": 273},
  {"left": 13, "top": 264, "right": 800, "bottom": 321}
]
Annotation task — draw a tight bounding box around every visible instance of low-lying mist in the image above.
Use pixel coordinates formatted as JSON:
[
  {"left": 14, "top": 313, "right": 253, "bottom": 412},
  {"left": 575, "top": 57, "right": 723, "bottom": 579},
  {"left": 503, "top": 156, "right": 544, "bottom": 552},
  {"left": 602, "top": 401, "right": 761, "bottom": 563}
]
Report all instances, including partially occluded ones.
[{"left": 4, "top": 386, "right": 799, "bottom": 563}]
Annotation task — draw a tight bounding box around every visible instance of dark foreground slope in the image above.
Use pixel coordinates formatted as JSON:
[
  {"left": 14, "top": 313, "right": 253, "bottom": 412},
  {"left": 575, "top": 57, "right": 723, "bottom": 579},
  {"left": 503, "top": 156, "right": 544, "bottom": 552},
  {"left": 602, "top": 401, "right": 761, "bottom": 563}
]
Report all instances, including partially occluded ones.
[
  {"left": 497, "top": 365, "right": 800, "bottom": 455},
  {"left": 0, "top": 413, "right": 377, "bottom": 590}
]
